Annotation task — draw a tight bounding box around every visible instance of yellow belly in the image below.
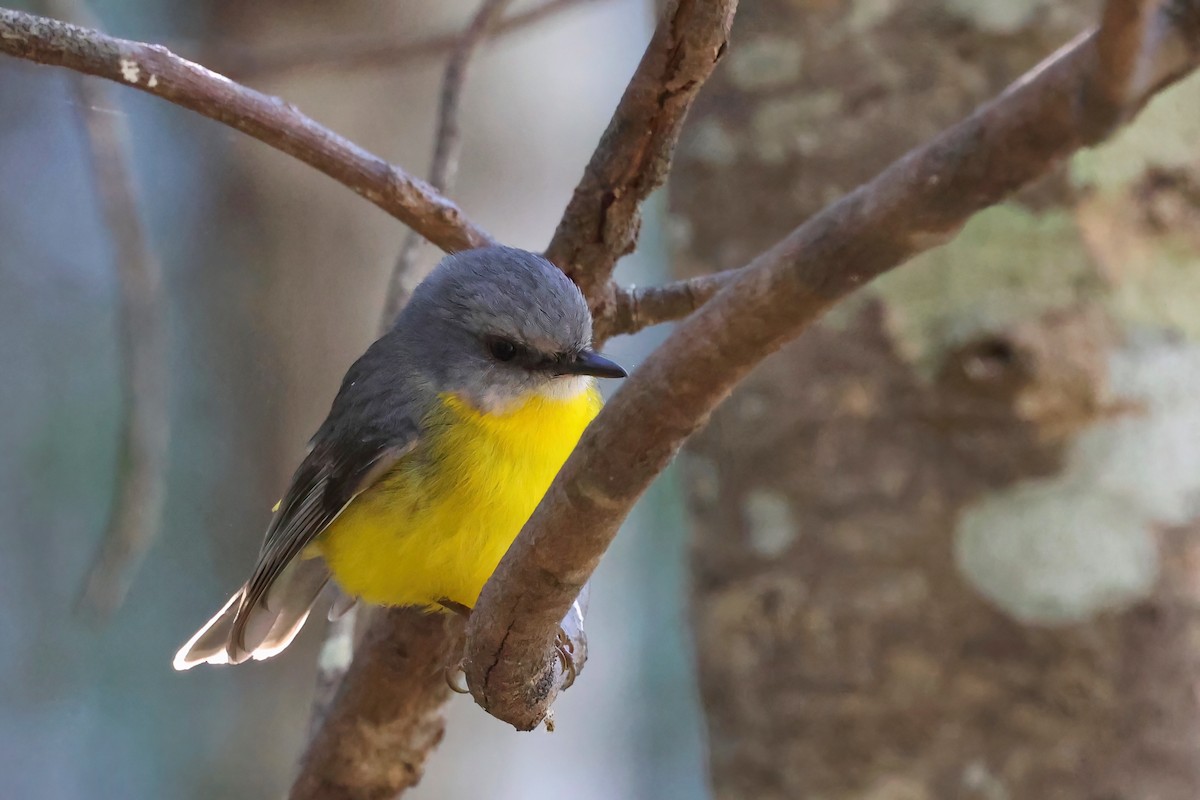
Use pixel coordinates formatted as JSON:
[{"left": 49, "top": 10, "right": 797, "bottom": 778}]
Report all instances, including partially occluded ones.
[{"left": 315, "top": 386, "right": 602, "bottom": 609}]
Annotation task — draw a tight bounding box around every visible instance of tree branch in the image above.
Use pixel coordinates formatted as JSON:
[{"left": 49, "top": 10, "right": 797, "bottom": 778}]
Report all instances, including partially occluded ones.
[
  {"left": 0, "top": 8, "right": 494, "bottom": 254},
  {"left": 591, "top": 0, "right": 1193, "bottom": 343},
  {"left": 383, "top": 0, "right": 517, "bottom": 324},
  {"left": 543, "top": 0, "right": 736, "bottom": 305},
  {"left": 46, "top": 0, "right": 171, "bottom": 620},
  {"left": 462, "top": 1, "right": 1200, "bottom": 729},
  {"left": 1084, "top": 0, "right": 1161, "bottom": 137},
  {"left": 598, "top": 270, "right": 734, "bottom": 343},
  {"left": 208, "top": 0, "right": 602, "bottom": 81},
  {"left": 290, "top": 609, "right": 466, "bottom": 800}
]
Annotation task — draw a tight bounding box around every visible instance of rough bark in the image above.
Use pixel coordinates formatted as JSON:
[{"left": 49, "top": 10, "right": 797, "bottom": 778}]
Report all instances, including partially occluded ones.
[
  {"left": 545, "top": 0, "right": 736, "bottom": 304},
  {"left": 291, "top": 609, "right": 465, "bottom": 800},
  {"left": 673, "top": 2, "right": 1200, "bottom": 798}
]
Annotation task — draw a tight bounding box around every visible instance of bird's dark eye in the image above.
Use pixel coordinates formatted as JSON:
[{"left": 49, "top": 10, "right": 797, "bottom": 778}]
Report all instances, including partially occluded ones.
[{"left": 487, "top": 337, "right": 518, "bottom": 362}]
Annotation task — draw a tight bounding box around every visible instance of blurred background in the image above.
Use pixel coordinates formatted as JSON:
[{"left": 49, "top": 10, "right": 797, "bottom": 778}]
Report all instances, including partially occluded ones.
[{"left": 0, "top": 1, "right": 709, "bottom": 797}]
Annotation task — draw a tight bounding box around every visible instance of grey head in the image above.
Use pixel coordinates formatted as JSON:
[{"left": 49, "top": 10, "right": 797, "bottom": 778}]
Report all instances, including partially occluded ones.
[{"left": 393, "top": 246, "right": 626, "bottom": 412}]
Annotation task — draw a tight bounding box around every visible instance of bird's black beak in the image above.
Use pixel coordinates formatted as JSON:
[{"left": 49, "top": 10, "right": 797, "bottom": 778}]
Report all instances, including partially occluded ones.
[{"left": 559, "top": 349, "right": 627, "bottom": 379}]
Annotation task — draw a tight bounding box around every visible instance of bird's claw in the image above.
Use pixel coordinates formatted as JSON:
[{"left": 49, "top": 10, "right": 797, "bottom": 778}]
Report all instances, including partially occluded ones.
[
  {"left": 444, "top": 661, "right": 470, "bottom": 694},
  {"left": 554, "top": 627, "right": 577, "bottom": 690},
  {"left": 444, "top": 623, "right": 576, "bottom": 694}
]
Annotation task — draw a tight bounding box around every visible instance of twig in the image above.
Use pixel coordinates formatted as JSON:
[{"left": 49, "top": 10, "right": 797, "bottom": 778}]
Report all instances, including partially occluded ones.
[
  {"left": 543, "top": 0, "right": 736, "bottom": 306},
  {"left": 598, "top": 270, "right": 734, "bottom": 343},
  {"left": 290, "top": 609, "right": 466, "bottom": 800},
  {"left": 426, "top": 0, "right": 517, "bottom": 201},
  {"left": 462, "top": 2, "right": 1200, "bottom": 729},
  {"left": 382, "top": 0, "right": 517, "bottom": 324},
  {"left": 45, "top": 0, "right": 170, "bottom": 620},
  {"left": 208, "top": 0, "right": 601, "bottom": 81},
  {"left": 0, "top": 8, "right": 494, "bottom": 254}
]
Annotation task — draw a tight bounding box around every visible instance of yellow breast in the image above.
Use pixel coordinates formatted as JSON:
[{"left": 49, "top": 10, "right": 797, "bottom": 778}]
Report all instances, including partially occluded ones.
[{"left": 315, "top": 384, "right": 602, "bottom": 609}]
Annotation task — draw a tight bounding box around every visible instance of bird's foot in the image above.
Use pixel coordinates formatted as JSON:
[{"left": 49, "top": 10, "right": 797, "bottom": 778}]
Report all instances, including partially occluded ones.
[
  {"left": 437, "top": 598, "right": 472, "bottom": 617},
  {"left": 437, "top": 604, "right": 576, "bottom": 693}
]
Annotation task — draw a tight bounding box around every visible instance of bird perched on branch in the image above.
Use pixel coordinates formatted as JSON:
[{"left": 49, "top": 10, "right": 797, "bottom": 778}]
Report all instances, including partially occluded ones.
[{"left": 174, "top": 246, "right": 625, "bottom": 669}]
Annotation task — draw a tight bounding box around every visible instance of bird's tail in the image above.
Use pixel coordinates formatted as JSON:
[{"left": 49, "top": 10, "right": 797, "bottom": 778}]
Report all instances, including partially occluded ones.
[{"left": 172, "top": 558, "right": 330, "bottom": 670}]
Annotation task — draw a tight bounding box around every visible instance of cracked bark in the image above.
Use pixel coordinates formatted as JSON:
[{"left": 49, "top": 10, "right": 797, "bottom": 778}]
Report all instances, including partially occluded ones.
[{"left": 544, "top": 0, "right": 736, "bottom": 305}]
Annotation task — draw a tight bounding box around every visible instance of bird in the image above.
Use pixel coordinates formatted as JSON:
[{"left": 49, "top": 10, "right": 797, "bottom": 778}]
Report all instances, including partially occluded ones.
[{"left": 173, "top": 246, "right": 626, "bottom": 670}]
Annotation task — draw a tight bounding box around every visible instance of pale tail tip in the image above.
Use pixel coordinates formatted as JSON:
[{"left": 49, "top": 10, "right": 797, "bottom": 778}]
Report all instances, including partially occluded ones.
[
  {"left": 172, "top": 593, "right": 313, "bottom": 670},
  {"left": 172, "top": 647, "right": 232, "bottom": 671},
  {"left": 171, "top": 590, "right": 240, "bottom": 671}
]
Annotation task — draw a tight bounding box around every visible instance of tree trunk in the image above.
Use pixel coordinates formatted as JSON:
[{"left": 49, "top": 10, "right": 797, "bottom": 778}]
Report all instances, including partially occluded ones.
[{"left": 671, "top": 2, "right": 1200, "bottom": 798}]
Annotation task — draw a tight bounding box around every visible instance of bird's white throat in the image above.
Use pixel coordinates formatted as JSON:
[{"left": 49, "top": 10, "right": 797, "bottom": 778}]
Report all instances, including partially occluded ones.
[
  {"left": 473, "top": 374, "right": 594, "bottom": 415},
  {"left": 538, "top": 374, "right": 594, "bottom": 402}
]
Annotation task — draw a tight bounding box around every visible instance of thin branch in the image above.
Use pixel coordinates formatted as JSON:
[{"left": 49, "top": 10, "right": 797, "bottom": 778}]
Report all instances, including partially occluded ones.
[
  {"left": 598, "top": 270, "right": 734, "bottom": 343},
  {"left": 0, "top": 8, "right": 494, "bottom": 254},
  {"left": 383, "top": 0, "right": 517, "bottom": 324},
  {"left": 44, "top": 0, "right": 170, "bottom": 620},
  {"left": 594, "top": 0, "right": 1188, "bottom": 343},
  {"left": 208, "top": 0, "right": 601, "bottom": 81},
  {"left": 462, "top": 2, "right": 1200, "bottom": 729},
  {"left": 543, "top": 0, "right": 736, "bottom": 305},
  {"left": 290, "top": 609, "right": 466, "bottom": 800}
]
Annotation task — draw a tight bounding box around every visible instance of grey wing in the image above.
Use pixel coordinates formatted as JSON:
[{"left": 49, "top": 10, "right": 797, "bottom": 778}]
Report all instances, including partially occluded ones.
[
  {"left": 228, "top": 418, "right": 420, "bottom": 653},
  {"left": 171, "top": 329, "right": 437, "bottom": 669}
]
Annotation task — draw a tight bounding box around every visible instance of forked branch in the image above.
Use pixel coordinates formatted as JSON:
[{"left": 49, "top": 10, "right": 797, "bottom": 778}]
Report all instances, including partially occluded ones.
[
  {"left": 590, "top": 0, "right": 1200, "bottom": 342},
  {"left": 6, "top": 0, "right": 1198, "bottom": 785},
  {"left": 462, "top": 0, "right": 1200, "bottom": 729}
]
